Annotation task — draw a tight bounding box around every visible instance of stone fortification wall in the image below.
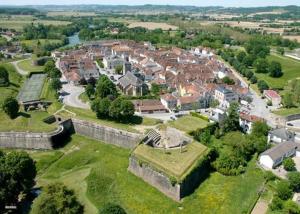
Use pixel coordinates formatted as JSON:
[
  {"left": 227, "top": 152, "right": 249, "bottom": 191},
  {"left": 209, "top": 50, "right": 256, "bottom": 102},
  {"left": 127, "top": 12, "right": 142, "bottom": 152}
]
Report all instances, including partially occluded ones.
[
  {"left": 0, "top": 118, "right": 142, "bottom": 150},
  {"left": 0, "top": 126, "right": 64, "bottom": 150},
  {"left": 128, "top": 156, "right": 181, "bottom": 201},
  {"left": 71, "top": 118, "right": 142, "bottom": 149}
]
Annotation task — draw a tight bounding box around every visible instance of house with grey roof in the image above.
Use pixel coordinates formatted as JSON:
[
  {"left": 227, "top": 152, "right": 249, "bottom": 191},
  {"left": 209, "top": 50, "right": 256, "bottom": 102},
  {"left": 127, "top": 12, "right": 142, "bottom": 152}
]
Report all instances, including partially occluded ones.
[
  {"left": 268, "top": 128, "right": 295, "bottom": 144},
  {"left": 259, "top": 142, "right": 300, "bottom": 169},
  {"left": 214, "top": 86, "right": 238, "bottom": 109},
  {"left": 118, "top": 71, "right": 146, "bottom": 96}
]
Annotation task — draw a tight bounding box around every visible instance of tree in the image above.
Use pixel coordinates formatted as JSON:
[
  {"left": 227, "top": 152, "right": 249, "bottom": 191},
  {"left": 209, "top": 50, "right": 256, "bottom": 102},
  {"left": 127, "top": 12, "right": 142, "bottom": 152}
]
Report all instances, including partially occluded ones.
[
  {"left": 0, "top": 151, "right": 36, "bottom": 211},
  {"left": 254, "top": 58, "right": 269, "bottom": 73},
  {"left": 222, "top": 102, "right": 240, "bottom": 132},
  {"left": 250, "top": 75, "right": 257, "bottom": 84},
  {"left": 269, "top": 61, "right": 283, "bottom": 78},
  {"left": 236, "top": 51, "right": 247, "bottom": 63},
  {"left": 277, "top": 47, "right": 285, "bottom": 55},
  {"left": 96, "top": 97, "right": 111, "bottom": 119},
  {"left": 50, "top": 78, "right": 62, "bottom": 91},
  {"left": 284, "top": 200, "right": 300, "bottom": 214},
  {"left": 109, "top": 98, "right": 135, "bottom": 121},
  {"left": 0, "top": 65, "right": 9, "bottom": 86},
  {"left": 283, "top": 157, "right": 296, "bottom": 171},
  {"left": 2, "top": 97, "right": 19, "bottom": 119},
  {"left": 85, "top": 84, "right": 95, "bottom": 99},
  {"left": 276, "top": 181, "right": 293, "bottom": 200},
  {"left": 283, "top": 93, "right": 294, "bottom": 108},
  {"left": 151, "top": 83, "right": 161, "bottom": 96},
  {"left": 99, "top": 203, "right": 126, "bottom": 214},
  {"left": 49, "top": 67, "right": 62, "bottom": 79},
  {"left": 242, "top": 54, "right": 256, "bottom": 67},
  {"left": 257, "top": 80, "right": 269, "bottom": 92},
  {"left": 270, "top": 196, "right": 283, "bottom": 211},
  {"left": 287, "top": 172, "right": 300, "bottom": 191},
  {"left": 31, "top": 183, "right": 84, "bottom": 214},
  {"left": 44, "top": 60, "right": 55, "bottom": 74},
  {"left": 251, "top": 121, "right": 270, "bottom": 137},
  {"left": 222, "top": 76, "right": 235, "bottom": 85},
  {"left": 109, "top": 97, "right": 123, "bottom": 120},
  {"left": 115, "top": 65, "right": 123, "bottom": 74},
  {"left": 96, "top": 76, "right": 117, "bottom": 99},
  {"left": 120, "top": 99, "right": 135, "bottom": 119},
  {"left": 79, "top": 78, "right": 87, "bottom": 85}
]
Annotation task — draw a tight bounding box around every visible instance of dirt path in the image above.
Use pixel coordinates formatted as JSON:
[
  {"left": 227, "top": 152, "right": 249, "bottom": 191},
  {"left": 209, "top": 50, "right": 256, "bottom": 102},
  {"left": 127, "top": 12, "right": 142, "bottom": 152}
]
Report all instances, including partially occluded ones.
[{"left": 10, "top": 59, "right": 28, "bottom": 76}]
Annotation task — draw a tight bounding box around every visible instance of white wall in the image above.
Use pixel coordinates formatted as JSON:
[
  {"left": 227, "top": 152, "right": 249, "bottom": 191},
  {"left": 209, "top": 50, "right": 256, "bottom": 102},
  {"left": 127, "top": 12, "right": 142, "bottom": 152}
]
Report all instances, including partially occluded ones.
[{"left": 259, "top": 155, "right": 274, "bottom": 169}]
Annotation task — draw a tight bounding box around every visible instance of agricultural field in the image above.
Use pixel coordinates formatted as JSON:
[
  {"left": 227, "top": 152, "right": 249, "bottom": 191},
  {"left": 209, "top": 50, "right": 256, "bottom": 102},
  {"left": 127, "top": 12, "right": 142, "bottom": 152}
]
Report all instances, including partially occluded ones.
[
  {"left": 47, "top": 11, "right": 97, "bottom": 17},
  {"left": 283, "top": 35, "right": 300, "bottom": 43},
  {"left": 168, "top": 115, "right": 209, "bottom": 133},
  {"left": 30, "top": 134, "right": 265, "bottom": 214},
  {"left": 133, "top": 142, "right": 208, "bottom": 181},
  {"left": 128, "top": 22, "right": 178, "bottom": 30},
  {"left": 0, "top": 15, "right": 71, "bottom": 30},
  {"left": 255, "top": 54, "right": 300, "bottom": 89}
]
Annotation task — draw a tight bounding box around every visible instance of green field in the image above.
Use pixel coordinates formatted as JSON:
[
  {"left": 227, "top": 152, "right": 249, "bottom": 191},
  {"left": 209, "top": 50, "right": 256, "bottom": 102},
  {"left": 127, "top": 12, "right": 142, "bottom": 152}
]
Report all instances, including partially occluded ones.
[
  {"left": 255, "top": 54, "right": 300, "bottom": 89},
  {"left": 0, "top": 63, "right": 24, "bottom": 104},
  {"left": 64, "top": 106, "right": 161, "bottom": 133},
  {"left": 272, "top": 107, "right": 300, "bottom": 116},
  {"left": 30, "top": 134, "right": 265, "bottom": 214},
  {"left": 168, "top": 115, "right": 209, "bottom": 132},
  {"left": 17, "top": 58, "right": 45, "bottom": 73},
  {"left": 0, "top": 18, "right": 71, "bottom": 31},
  {"left": 0, "top": 110, "right": 56, "bottom": 132},
  {"left": 133, "top": 143, "right": 208, "bottom": 180}
]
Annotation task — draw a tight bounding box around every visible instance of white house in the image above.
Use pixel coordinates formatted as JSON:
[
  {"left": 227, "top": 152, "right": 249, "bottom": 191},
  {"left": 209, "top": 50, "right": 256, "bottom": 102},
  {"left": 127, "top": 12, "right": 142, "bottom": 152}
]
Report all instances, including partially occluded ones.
[
  {"left": 239, "top": 113, "right": 264, "bottom": 134},
  {"left": 268, "top": 128, "right": 295, "bottom": 144},
  {"left": 259, "top": 142, "right": 300, "bottom": 169}
]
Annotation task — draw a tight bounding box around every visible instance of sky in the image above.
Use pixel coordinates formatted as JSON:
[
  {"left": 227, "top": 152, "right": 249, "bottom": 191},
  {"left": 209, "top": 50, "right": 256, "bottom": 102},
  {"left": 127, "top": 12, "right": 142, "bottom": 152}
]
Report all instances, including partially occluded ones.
[{"left": 0, "top": 0, "right": 300, "bottom": 7}]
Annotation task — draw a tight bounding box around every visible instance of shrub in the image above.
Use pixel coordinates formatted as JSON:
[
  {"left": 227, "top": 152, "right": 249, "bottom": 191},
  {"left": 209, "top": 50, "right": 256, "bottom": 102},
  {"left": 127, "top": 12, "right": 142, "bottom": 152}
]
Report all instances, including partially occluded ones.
[
  {"left": 99, "top": 203, "right": 126, "bottom": 214},
  {"left": 2, "top": 97, "right": 19, "bottom": 119},
  {"left": 276, "top": 181, "right": 293, "bottom": 200},
  {"left": 283, "top": 157, "right": 296, "bottom": 171},
  {"left": 190, "top": 112, "right": 209, "bottom": 122}
]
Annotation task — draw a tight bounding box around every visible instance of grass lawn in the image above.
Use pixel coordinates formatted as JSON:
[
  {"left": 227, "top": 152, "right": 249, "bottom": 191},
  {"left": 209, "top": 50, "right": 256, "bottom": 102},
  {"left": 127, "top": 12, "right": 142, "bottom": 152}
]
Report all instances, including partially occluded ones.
[
  {"left": 272, "top": 107, "right": 300, "bottom": 116},
  {"left": 133, "top": 143, "right": 208, "bottom": 181},
  {"left": 0, "top": 111, "right": 56, "bottom": 132},
  {"left": 30, "top": 134, "right": 265, "bottom": 214},
  {"left": 255, "top": 54, "right": 300, "bottom": 89},
  {"left": 64, "top": 106, "right": 161, "bottom": 133},
  {"left": 0, "top": 63, "right": 24, "bottom": 104},
  {"left": 168, "top": 115, "right": 209, "bottom": 133},
  {"left": 78, "top": 92, "right": 89, "bottom": 104},
  {"left": 17, "top": 58, "right": 45, "bottom": 73}
]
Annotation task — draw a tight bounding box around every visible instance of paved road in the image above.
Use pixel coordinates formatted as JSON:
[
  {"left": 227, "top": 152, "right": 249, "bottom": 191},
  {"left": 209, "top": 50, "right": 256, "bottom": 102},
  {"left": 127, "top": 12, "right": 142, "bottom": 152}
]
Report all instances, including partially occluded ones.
[
  {"left": 61, "top": 83, "right": 89, "bottom": 109},
  {"left": 230, "top": 67, "right": 279, "bottom": 128},
  {"left": 10, "top": 59, "right": 28, "bottom": 76}
]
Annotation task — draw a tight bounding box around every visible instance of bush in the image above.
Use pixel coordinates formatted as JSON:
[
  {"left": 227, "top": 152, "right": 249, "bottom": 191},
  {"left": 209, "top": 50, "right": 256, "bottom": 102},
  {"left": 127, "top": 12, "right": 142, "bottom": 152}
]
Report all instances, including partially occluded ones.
[
  {"left": 99, "top": 203, "right": 126, "bottom": 214},
  {"left": 276, "top": 181, "right": 293, "bottom": 200},
  {"left": 287, "top": 172, "right": 300, "bottom": 191},
  {"left": 190, "top": 112, "right": 209, "bottom": 122},
  {"left": 270, "top": 196, "right": 283, "bottom": 211},
  {"left": 0, "top": 66, "right": 9, "bottom": 86},
  {"left": 2, "top": 97, "right": 19, "bottom": 119},
  {"left": 283, "top": 157, "right": 296, "bottom": 171},
  {"left": 257, "top": 80, "right": 269, "bottom": 92},
  {"left": 32, "top": 183, "right": 84, "bottom": 214},
  {"left": 250, "top": 75, "right": 257, "bottom": 84}
]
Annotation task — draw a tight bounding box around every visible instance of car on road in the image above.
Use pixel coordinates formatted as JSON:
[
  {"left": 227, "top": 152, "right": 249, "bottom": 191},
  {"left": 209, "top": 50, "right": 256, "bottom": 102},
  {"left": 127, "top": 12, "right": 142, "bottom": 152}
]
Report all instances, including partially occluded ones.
[{"left": 287, "top": 123, "right": 294, "bottom": 126}]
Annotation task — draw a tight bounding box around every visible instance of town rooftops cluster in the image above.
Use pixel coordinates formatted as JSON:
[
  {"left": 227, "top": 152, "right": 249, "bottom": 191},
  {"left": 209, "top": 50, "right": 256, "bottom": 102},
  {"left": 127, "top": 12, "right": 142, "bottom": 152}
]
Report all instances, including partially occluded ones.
[{"left": 54, "top": 40, "right": 249, "bottom": 112}]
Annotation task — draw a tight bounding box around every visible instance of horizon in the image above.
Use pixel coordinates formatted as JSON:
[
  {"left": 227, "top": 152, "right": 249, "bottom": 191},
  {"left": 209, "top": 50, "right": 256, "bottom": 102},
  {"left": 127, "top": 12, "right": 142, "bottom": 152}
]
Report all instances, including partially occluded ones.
[{"left": 0, "top": 0, "right": 300, "bottom": 7}]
